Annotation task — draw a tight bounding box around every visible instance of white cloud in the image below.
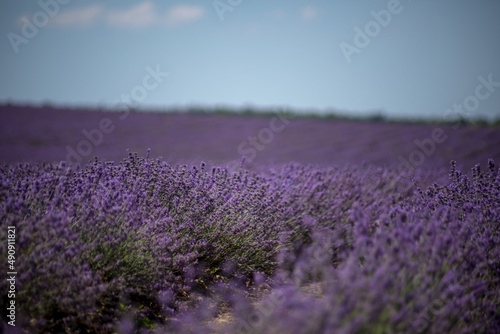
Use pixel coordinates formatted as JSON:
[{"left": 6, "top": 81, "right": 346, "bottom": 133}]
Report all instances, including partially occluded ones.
[
  {"left": 34, "top": 2, "right": 204, "bottom": 29},
  {"left": 165, "top": 5, "right": 204, "bottom": 26},
  {"left": 50, "top": 5, "right": 104, "bottom": 27},
  {"left": 300, "top": 6, "right": 318, "bottom": 21},
  {"left": 107, "top": 2, "right": 158, "bottom": 28}
]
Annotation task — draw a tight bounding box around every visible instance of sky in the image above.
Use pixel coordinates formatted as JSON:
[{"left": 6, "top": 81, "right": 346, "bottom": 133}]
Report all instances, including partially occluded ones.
[{"left": 1, "top": 0, "right": 500, "bottom": 121}]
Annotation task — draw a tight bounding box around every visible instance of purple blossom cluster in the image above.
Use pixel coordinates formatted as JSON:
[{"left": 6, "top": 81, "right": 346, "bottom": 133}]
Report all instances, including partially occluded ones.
[{"left": 1, "top": 153, "right": 499, "bottom": 333}]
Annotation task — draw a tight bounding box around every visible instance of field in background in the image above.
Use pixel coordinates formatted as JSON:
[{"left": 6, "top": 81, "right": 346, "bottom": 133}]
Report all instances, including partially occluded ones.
[{"left": 1, "top": 104, "right": 499, "bottom": 171}]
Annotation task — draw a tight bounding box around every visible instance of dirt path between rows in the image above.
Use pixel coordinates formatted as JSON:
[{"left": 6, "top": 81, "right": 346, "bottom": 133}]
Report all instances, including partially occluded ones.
[{"left": 206, "top": 281, "right": 325, "bottom": 333}]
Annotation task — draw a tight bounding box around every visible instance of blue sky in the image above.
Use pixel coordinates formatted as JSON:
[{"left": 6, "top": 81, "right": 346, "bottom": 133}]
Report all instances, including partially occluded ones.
[{"left": 1, "top": 0, "right": 500, "bottom": 121}]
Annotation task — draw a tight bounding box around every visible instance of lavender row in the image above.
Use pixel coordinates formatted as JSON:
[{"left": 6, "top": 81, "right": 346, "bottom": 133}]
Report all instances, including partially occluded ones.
[{"left": 1, "top": 154, "right": 499, "bottom": 333}]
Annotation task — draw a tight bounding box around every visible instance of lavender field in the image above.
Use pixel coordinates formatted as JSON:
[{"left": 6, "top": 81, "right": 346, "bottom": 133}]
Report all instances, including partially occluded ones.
[
  {"left": 1, "top": 105, "right": 500, "bottom": 333},
  {"left": 2, "top": 105, "right": 500, "bottom": 170}
]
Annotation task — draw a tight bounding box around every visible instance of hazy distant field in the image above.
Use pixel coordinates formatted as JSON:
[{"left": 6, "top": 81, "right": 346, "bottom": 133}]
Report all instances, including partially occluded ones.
[{"left": 1, "top": 104, "right": 499, "bottom": 170}]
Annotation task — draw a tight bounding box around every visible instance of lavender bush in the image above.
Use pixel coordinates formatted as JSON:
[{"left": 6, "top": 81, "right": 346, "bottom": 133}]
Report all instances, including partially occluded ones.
[{"left": 1, "top": 152, "right": 499, "bottom": 333}]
